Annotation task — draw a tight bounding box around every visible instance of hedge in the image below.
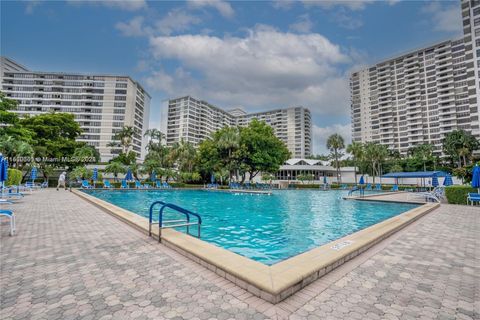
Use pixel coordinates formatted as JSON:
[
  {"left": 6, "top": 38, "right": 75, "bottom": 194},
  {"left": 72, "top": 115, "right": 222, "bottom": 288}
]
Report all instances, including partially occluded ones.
[
  {"left": 445, "top": 185, "right": 477, "bottom": 205},
  {"left": 6, "top": 168, "right": 23, "bottom": 186}
]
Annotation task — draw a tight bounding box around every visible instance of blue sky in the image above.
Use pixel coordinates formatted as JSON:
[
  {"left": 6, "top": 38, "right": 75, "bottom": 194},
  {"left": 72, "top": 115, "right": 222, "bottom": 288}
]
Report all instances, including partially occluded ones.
[{"left": 1, "top": 0, "right": 463, "bottom": 154}]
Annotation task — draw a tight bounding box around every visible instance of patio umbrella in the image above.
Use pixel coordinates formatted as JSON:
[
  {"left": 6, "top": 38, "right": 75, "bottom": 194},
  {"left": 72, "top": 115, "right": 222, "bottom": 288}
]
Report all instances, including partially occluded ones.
[
  {"left": 151, "top": 170, "right": 156, "bottom": 182},
  {"left": 125, "top": 169, "right": 133, "bottom": 181},
  {"left": 472, "top": 165, "right": 480, "bottom": 193},
  {"left": 0, "top": 155, "right": 6, "bottom": 190},
  {"left": 431, "top": 173, "right": 439, "bottom": 187},
  {"left": 92, "top": 168, "right": 98, "bottom": 188},
  {"left": 30, "top": 167, "right": 37, "bottom": 182},
  {"left": 359, "top": 175, "right": 365, "bottom": 185},
  {"left": 443, "top": 174, "right": 453, "bottom": 186}
]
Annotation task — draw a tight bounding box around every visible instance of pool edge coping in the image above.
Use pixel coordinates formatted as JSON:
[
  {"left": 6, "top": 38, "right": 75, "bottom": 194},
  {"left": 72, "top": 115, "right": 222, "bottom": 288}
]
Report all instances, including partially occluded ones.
[{"left": 72, "top": 188, "right": 439, "bottom": 304}]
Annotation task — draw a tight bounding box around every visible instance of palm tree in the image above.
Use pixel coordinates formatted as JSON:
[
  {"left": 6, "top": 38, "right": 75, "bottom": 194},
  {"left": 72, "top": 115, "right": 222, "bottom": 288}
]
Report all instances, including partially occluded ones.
[
  {"left": 217, "top": 127, "right": 240, "bottom": 179},
  {"left": 170, "top": 139, "right": 197, "bottom": 173},
  {"left": 108, "top": 126, "right": 135, "bottom": 154},
  {"left": 105, "top": 162, "right": 126, "bottom": 182},
  {"left": 364, "top": 142, "right": 388, "bottom": 183},
  {"left": 144, "top": 129, "right": 165, "bottom": 152},
  {"left": 409, "top": 144, "right": 433, "bottom": 171},
  {"left": 346, "top": 141, "right": 363, "bottom": 184},
  {"left": 326, "top": 134, "right": 345, "bottom": 183}
]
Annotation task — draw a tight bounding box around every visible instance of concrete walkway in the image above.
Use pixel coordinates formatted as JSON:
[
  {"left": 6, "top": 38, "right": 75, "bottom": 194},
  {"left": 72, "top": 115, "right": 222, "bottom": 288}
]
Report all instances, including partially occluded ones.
[{"left": 0, "top": 189, "right": 478, "bottom": 320}]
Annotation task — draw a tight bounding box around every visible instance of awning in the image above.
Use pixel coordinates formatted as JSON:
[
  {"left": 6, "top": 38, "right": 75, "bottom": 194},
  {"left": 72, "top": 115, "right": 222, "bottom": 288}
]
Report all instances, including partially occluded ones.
[{"left": 382, "top": 171, "right": 448, "bottom": 178}]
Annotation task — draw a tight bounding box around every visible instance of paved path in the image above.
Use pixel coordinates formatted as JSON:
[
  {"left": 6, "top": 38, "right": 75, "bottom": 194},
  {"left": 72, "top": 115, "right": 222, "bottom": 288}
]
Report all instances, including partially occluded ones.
[{"left": 0, "top": 189, "right": 478, "bottom": 320}]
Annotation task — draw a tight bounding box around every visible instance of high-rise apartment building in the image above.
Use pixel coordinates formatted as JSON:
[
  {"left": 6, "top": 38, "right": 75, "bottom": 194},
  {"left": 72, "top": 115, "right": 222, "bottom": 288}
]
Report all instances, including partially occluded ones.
[
  {"left": 165, "top": 96, "right": 312, "bottom": 158},
  {"left": 351, "top": 0, "right": 479, "bottom": 156},
  {"left": 0, "top": 57, "right": 151, "bottom": 162}
]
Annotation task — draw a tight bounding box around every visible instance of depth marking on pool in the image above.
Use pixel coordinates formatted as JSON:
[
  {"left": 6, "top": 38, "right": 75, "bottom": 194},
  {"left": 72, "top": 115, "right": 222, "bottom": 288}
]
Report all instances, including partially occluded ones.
[{"left": 331, "top": 240, "right": 354, "bottom": 251}]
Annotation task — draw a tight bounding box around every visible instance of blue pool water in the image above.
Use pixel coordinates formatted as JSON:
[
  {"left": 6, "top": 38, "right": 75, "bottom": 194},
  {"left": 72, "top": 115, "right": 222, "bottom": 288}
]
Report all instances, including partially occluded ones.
[{"left": 83, "top": 189, "right": 419, "bottom": 265}]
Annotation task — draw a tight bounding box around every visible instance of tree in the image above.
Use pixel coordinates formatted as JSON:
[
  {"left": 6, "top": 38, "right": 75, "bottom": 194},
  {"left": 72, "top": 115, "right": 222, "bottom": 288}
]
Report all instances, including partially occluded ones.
[
  {"left": 408, "top": 144, "right": 434, "bottom": 171},
  {"left": 144, "top": 129, "right": 165, "bottom": 152},
  {"left": 216, "top": 126, "right": 240, "bottom": 180},
  {"left": 364, "top": 142, "right": 388, "bottom": 183},
  {"left": 238, "top": 120, "right": 290, "bottom": 182},
  {"left": 0, "top": 92, "right": 34, "bottom": 141},
  {"left": 0, "top": 136, "right": 34, "bottom": 168},
  {"left": 443, "top": 130, "right": 479, "bottom": 167},
  {"left": 108, "top": 126, "right": 135, "bottom": 154},
  {"left": 346, "top": 141, "right": 363, "bottom": 184},
  {"left": 104, "top": 162, "right": 126, "bottom": 182},
  {"left": 19, "top": 112, "right": 83, "bottom": 171},
  {"left": 73, "top": 145, "right": 100, "bottom": 165},
  {"left": 170, "top": 139, "right": 197, "bottom": 173},
  {"left": 326, "top": 134, "right": 345, "bottom": 183}
]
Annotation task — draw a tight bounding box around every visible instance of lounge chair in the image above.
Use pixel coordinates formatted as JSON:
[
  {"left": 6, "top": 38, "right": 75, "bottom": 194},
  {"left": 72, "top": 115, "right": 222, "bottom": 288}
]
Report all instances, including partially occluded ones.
[
  {"left": 375, "top": 183, "right": 382, "bottom": 191},
  {"left": 40, "top": 181, "right": 48, "bottom": 188},
  {"left": 365, "top": 183, "right": 372, "bottom": 191},
  {"left": 406, "top": 187, "right": 443, "bottom": 203},
  {"left": 391, "top": 185, "right": 399, "bottom": 192},
  {"left": 25, "top": 182, "right": 39, "bottom": 190},
  {"left": 121, "top": 180, "right": 128, "bottom": 189},
  {"left": 135, "top": 181, "right": 143, "bottom": 189},
  {"left": 341, "top": 184, "right": 347, "bottom": 190},
  {"left": 156, "top": 181, "right": 162, "bottom": 188},
  {"left": 467, "top": 193, "right": 480, "bottom": 205},
  {"left": 0, "top": 207, "right": 15, "bottom": 236},
  {"left": 81, "top": 180, "right": 93, "bottom": 189},
  {"left": 163, "top": 182, "right": 171, "bottom": 189},
  {"left": 0, "top": 190, "right": 24, "bottom": 198},
  {"left": 103, "top": 180, "right": 112, "bottom": 189}
]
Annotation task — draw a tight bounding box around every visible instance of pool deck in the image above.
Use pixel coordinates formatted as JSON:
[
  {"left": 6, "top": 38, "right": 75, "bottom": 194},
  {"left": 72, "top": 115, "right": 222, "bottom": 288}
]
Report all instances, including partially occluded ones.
[{"left": 1, "top": 189, "right": 479, "bottom": 319}]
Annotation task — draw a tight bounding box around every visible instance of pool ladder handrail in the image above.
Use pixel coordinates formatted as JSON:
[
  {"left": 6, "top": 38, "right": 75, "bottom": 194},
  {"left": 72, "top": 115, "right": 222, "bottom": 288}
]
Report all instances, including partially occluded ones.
[
  {"left": 149, "top": 201, "right": 202, "bottom": 242},
  {"left": 348, "top": 187, "right": 365, "bottom": 197}
]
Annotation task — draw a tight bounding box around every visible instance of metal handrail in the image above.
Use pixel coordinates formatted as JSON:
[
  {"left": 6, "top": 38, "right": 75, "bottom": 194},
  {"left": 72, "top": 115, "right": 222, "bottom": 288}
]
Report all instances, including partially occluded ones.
[
  {"left": 348, "top": 187, "right": 364, "bottom": 197},
  {"left": 148, "top": 201, "right": 202, "bottom": 242}
]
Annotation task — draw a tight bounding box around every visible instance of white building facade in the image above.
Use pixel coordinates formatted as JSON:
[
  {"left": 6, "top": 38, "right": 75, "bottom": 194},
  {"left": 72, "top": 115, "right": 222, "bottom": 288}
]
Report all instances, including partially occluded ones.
[
  {"left": 1, "top": 57, "right": 151, "bottom": 162},
  {"left": 166, "top": 96, "right": 312, "bottom": 158},
  {"left": 351, "top": 0, "right": 480, "bottom": 156}
]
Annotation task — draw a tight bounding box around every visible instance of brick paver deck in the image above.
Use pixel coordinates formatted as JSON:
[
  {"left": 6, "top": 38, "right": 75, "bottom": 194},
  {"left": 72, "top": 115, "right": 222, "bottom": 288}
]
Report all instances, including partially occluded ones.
[{"left": 0, "top": 189, "right": 478, "bottom": 320}]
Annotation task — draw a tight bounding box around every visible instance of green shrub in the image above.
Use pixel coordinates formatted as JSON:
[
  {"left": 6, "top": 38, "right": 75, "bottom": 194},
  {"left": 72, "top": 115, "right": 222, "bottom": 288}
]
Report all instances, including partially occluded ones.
[
  {"left": 445, "top": 185, "right": 477, "bottom": 205},
  {"left": 6, "top": 168, "right": 22, "bottom": 186}
]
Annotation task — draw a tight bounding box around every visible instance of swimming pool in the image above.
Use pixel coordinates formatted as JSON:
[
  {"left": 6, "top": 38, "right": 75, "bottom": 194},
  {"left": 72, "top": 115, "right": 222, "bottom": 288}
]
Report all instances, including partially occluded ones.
[{"left": 83, "top": 189, "right": 419, "bottom": 265}]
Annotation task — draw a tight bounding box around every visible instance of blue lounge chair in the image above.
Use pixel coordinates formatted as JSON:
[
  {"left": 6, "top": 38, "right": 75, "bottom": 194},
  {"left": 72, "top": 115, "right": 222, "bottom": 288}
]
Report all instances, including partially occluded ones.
[
  {"left": 156, "top": 181, "right": 162, "bottom": 188},
  {"left": 121, "top": 180, "right": 128, "bottom": 189},
  {"left": 163, "top": 182, "right": 171, "bottom": 189},
  {"left": 0, "top": 209, "right": 15, "bottom": 236},
  {"left": 135, "top": 181, "right": 143, "bottom": 189},
  {"left": 40, "top": 181, "right": 48, "bottom": 188},
  {"left": 366, "top": 183, "right": 372, "bottom": 191},
  {"left": 467, "top": 193, "right": 480, "bottom": 205},
  {"left": 81, "top": 180, "right": 93, "bottom": 189},
  {"left": 0, "top": 190, "right": 24, "bottom": 198},
  {"left": 391, "top": 185, "right": 399, "bottom": 192},
  {"left": 341, "top": 184, "right": 347, "bottom": 190},
  {"left": 103, "top": 180, "right": 112, "bottom": 189},
  {"left": 375, "top": 183, "right": 382, "bottom": 191}
]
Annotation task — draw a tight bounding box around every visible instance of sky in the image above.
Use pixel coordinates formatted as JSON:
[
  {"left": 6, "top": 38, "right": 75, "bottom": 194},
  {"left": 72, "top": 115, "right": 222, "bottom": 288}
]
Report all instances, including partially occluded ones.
[{"left": 1, "top": 0, "right": 463, "bottom": 154}]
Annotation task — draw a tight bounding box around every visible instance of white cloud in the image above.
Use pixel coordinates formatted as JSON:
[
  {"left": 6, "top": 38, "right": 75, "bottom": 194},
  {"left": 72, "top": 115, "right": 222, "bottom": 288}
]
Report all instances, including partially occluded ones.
[
  {"left": 271, "top": 0, "right": 295, "bottom": 10},
  {"left": 302, "top": 0, "right": 374, "bottom": 11},
  {"left": 289, "top": 14, "right": 314, "bottom": 33},
  {"left": 421, "top": 2, "right": 462, "bottom": 34},
  {"left": 24, "top": 0, "right": 41, "bottom": 14},
  {"left": 312, "top": 123, "right": 351, "bottom": 154},
  {"left": 115, "top": 9, "right": 201, "bottom": 37},
  {"left": 331, "top": 8, "right": 363, "bottom": 29},
  {"left": 188, "top": 0, "right": 234, "bottom": 18},
  {"left": 115, "top": 16, "right": 146, "bottom": 37},
  {"left": 155, "top": 9, "right": 202, "bottom": 35},
  {"left": 146, "top": 26, "right": 351, "bottom": 120},
  {"left": 67, "top": 0, "right": 147, "bottom": 11}
]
